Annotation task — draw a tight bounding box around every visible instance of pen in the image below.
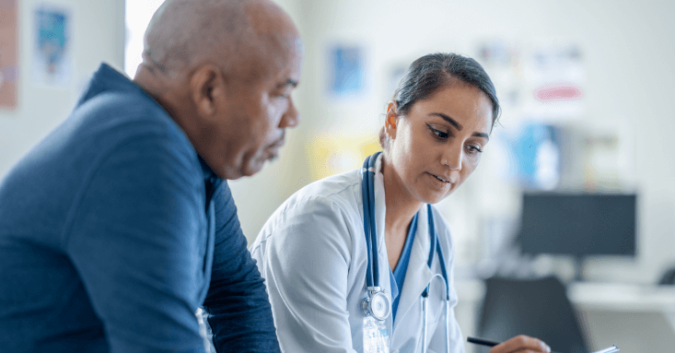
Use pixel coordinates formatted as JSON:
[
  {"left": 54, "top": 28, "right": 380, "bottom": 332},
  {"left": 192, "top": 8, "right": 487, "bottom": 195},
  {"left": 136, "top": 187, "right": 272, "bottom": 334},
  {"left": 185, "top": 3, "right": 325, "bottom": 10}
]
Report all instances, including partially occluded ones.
[{"left": 466, "top": 337, "right": 560, "bottom": 353}]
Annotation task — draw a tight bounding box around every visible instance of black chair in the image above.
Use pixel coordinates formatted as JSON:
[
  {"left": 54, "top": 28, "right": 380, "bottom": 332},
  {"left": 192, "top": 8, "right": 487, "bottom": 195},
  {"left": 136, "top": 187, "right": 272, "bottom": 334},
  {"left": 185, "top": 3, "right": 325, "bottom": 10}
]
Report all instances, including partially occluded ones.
[{"left": 476, "top": 276, "right": 589, "bottom": 353}]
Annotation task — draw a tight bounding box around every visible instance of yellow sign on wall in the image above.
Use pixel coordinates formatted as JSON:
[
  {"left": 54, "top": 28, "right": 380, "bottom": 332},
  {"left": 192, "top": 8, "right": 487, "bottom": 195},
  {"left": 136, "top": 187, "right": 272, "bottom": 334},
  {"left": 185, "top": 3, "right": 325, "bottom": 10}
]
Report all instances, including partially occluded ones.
[{"left": 306, "top": 134, "right": 382, "bottom": 181}]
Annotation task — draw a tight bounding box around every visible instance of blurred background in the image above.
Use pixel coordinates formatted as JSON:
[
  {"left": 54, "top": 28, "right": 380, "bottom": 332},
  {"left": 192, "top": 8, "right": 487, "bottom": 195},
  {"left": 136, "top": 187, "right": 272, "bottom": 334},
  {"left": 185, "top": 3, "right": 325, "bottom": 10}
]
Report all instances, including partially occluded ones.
[{"left": 1, "top": 0, "right": 674, "bottom": 352}]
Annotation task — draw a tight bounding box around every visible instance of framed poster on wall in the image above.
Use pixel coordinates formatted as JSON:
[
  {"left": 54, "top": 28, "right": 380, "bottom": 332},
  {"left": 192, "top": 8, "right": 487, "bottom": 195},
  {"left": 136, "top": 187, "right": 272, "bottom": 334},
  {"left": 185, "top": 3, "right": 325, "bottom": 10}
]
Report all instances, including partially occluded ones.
[
  {"left": 33, "top": 4, "right": 71, "bottom": 86},
  {"left": 0, "top": 0, "right": 18, "bottom": 109}
]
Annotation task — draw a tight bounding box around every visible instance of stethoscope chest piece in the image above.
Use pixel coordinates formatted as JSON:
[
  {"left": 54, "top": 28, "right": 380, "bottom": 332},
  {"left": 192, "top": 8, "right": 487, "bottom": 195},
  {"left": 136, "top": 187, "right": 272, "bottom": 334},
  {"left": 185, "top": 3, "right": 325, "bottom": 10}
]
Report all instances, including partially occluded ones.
[{"left": 361, "top": 287, "right": 391, "bottom": 321}]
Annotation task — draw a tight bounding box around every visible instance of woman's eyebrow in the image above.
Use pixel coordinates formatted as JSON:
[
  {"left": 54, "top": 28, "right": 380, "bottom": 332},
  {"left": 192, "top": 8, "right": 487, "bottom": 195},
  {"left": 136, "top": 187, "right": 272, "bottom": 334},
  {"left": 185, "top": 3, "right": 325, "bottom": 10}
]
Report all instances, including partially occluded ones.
[
  {"left": 429, "top": 112, "right": 490, "bottom": 140},
  {"left": 474, "top": 132, "right": 490, "bottom": 140},
  {"left": 428, "top": 112, "right": 462, "bottom": 130}
]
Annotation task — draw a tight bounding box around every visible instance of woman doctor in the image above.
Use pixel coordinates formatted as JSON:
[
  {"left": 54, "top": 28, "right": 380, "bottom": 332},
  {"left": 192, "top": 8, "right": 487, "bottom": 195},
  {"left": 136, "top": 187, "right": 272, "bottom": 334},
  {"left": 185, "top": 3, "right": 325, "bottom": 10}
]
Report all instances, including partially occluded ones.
[{"left": 249, "top": 53, "right": 551, "bottom": 353}]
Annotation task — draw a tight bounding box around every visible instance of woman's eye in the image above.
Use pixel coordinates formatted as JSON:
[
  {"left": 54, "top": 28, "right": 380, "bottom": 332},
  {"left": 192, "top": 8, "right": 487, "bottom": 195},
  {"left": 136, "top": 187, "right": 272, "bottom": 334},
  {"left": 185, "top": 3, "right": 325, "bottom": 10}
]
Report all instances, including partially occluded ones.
[
  {"left": 426, "top": 123, "right": 448, "bottom": 139},
  {"left": 467, "top": 145, "right": 484, "bottom": 154}
]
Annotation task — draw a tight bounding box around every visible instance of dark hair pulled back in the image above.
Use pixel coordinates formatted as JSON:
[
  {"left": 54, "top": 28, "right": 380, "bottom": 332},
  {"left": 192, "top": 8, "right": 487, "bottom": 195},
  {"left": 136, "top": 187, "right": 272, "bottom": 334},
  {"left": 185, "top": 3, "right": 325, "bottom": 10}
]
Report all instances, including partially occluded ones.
[{"left": 393, "top": 53, "right": 500, "bottom": 124}]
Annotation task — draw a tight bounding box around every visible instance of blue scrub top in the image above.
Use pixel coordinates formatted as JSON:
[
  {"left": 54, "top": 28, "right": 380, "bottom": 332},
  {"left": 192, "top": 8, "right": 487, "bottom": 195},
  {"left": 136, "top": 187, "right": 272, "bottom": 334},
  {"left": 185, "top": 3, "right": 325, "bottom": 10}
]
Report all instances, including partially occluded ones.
[{"left": 389, "top": 212, "right": 418, "bottom": 323}]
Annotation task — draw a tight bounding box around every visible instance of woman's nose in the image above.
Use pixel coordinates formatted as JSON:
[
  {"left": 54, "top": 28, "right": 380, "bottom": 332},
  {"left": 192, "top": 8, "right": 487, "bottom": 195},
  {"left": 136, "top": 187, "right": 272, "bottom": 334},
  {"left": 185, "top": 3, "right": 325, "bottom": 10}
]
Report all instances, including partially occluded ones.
[{"left": 441, "top": 146, "right": 462, "bottom": 171}]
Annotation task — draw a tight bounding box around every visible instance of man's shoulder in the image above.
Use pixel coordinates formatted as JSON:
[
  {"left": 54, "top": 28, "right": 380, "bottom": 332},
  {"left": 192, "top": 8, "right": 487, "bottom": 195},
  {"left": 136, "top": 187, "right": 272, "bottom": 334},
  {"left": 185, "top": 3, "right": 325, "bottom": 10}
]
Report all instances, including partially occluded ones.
[
  {"left": 68, "top": 88, "right": 196, "bottom": 163},
  {"left": 0, "top": 86, "right": 202, "bottom": 213},
  {"left": 75, "top": 89, "right": 175, "bottom": 135}
]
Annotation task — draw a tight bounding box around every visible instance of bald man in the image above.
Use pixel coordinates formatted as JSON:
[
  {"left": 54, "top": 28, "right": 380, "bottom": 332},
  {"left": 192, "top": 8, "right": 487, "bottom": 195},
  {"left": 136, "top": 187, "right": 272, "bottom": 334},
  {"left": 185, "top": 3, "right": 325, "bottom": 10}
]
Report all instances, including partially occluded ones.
[{"left": 0, "top": 0, "right": 301, "bottom": 352}]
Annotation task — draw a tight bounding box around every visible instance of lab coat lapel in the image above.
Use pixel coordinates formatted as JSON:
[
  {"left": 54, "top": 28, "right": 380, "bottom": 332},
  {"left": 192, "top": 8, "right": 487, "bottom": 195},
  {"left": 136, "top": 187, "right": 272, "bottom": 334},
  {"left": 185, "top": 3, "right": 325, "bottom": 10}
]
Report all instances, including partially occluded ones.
[{"left": 391, "top": 204, "right": 433, "bottom": 336}]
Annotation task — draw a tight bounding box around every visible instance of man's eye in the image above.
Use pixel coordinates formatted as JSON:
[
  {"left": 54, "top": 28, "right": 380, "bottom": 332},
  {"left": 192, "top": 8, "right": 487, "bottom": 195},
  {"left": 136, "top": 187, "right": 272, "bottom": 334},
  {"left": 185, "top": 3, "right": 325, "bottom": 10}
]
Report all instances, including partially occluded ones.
[{"left": 276, "top": 90, "right": 293, "bottom": 99}]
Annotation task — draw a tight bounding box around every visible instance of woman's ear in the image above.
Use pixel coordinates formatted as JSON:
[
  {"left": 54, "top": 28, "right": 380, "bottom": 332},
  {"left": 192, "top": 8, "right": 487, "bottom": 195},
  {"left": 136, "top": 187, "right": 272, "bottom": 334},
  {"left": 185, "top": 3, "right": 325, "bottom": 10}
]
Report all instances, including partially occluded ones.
[
  {"left": 385, "top": 102, "right": 399, "bottom": 139},
  {"left": 189, "top": 64, "right": 226, "bottom": 120}
]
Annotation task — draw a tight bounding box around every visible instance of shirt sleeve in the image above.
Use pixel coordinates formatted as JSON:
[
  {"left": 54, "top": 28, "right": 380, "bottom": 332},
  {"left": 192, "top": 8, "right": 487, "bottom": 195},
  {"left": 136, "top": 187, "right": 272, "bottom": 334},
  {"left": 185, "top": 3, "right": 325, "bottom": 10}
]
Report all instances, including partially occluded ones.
[
  {"left": 66, "top": 132, "right": 207, "bottom": 353},
  {"left": 252, "top": 197, "right": 358, "bottom": 353},
  {"left": 202, "top": 182, "right": 281, "bottom": 353}
]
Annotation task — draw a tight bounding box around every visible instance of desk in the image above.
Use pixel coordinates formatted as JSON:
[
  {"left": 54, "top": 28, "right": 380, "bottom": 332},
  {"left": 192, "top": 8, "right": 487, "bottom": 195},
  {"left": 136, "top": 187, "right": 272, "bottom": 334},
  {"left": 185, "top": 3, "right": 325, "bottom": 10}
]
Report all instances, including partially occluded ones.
[
  {"left": 455, "top": 280, "right": 675, "bottom": 353},
  {"left": 568, "top": 282, "right": 675, "bottom": 312}
]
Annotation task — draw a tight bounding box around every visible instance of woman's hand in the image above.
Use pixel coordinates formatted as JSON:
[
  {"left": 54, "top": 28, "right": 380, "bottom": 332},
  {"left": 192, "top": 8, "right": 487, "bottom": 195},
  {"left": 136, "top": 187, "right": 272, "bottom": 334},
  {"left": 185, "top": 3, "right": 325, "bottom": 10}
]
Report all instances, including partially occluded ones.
[{"left": 489, "top": 335, "right": 551, "bottom": 353}]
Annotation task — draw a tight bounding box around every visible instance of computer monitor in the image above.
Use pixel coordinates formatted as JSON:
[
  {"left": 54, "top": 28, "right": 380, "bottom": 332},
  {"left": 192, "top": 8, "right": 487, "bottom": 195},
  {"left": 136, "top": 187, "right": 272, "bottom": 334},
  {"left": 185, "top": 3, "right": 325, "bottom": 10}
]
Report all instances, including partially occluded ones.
[{"left": 517, "top": 193, "right": 636, "bottom": 260}]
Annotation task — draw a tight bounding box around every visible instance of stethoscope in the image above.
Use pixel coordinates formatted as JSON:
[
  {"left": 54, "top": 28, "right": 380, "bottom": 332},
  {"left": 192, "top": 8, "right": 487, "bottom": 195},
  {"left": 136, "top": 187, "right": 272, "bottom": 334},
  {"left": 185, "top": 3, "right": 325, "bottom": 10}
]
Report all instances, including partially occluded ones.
[{"left": 360, "top": 152, "right": 452, "bottom": 353}]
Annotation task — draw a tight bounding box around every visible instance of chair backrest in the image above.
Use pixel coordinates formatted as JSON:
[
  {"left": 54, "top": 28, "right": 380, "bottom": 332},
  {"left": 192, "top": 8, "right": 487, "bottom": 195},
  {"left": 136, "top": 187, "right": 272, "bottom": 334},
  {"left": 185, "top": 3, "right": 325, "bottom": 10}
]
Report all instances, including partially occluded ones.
[{"left": 476, "top": 276, "right": 589, "bottom": 353}]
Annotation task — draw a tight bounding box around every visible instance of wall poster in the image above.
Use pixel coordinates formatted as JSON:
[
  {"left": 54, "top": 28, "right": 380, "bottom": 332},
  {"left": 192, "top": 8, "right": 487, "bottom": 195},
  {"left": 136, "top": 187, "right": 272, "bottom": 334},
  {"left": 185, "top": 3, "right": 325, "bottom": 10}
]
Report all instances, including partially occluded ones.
[
  {"left": 33, "top": 4, "right": 71, "bottom": 86},
  {"left": 327, "top": 44, "right": 366, "bottom": 99},
  {"left": 0, "top": 0, "right": 18, "bottom": 108}
]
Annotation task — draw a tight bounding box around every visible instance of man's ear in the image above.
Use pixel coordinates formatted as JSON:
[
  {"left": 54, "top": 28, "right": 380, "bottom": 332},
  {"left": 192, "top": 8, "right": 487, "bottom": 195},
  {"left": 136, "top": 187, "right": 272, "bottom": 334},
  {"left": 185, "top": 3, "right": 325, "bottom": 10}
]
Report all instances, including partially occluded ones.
[
  {"left": 189, "top": 65, "right": 226, "bottom": 119},
  {"left": 385, "top": 102, "right": 399, "bottom": 139}
]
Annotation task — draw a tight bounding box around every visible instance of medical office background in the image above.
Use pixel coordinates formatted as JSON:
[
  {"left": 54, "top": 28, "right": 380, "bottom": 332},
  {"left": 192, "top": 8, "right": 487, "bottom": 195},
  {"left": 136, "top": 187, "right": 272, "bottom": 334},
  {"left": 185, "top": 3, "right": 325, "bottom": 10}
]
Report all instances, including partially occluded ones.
[{"left": 1, "top": 0, "right": 674, "bottom": 351}]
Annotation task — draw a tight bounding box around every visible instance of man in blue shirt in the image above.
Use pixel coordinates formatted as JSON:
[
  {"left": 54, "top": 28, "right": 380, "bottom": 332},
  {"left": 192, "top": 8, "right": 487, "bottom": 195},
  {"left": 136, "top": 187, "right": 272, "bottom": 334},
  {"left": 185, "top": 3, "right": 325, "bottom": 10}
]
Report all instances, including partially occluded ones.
[{"left": 0, "top": 0, "right": 302, "bottom": 352}]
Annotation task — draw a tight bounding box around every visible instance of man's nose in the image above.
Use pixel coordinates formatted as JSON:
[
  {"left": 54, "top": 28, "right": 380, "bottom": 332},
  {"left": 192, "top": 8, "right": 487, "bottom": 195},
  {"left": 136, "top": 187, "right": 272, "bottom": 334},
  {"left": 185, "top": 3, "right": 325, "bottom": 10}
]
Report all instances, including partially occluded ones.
[{"left": 279, "top": 97, "right": 300, "bottom": 128}]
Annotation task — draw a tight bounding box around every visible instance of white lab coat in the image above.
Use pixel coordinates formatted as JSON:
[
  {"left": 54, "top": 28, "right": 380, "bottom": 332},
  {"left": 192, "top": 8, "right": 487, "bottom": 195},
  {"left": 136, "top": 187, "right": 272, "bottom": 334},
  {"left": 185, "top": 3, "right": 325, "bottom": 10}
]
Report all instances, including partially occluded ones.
[{"left": 249, "top": 155, "right": 465, "bottom": 353}]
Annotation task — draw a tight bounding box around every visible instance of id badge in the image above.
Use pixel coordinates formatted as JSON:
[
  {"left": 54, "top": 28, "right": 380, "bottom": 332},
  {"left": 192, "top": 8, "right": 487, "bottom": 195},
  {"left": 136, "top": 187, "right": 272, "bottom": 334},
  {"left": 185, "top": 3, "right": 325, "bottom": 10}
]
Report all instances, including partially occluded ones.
[{"left": 363, "top": 316, "right": 390, "bottom": 353}]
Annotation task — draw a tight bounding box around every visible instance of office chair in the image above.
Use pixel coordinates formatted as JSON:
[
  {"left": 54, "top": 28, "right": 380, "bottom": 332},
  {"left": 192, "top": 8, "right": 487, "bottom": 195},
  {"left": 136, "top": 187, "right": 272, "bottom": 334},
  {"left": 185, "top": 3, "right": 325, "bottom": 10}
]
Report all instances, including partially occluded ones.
[
  {"left": 658, "top": 266, "right": 675, "bottom": 285},
  {"left": 476, "top": 276, "right": 589, "bottom": 353}
]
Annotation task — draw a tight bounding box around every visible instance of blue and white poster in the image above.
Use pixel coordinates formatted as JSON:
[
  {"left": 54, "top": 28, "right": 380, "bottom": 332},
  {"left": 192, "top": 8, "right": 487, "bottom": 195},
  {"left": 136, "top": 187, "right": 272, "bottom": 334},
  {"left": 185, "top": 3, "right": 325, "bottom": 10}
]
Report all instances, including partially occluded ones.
[
  {"left": 509, "top": 122, "right": 562, "bottom": 191},
  {"left": 328, "top": 45, "right": 366, "bottom": 98},
  {"left": 33, "top": 5, "right": 71, "bottom": 86}
]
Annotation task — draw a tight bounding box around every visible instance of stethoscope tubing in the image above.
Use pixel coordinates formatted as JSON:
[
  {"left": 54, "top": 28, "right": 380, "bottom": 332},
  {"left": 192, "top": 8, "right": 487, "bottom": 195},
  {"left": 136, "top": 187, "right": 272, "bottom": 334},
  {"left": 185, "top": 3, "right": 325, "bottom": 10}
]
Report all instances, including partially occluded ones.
[
  {"left": 445, "top": 300, "right": 451, "bottom": 353},
  {"left": 422, "top": 296, "right": 429, "bottom": 353},
  {"left": 367, "top": 153, "right": 379, "bottom": 288},
  {"left": 419, "top": 273, "right": 451, "bottom": 353},
  {"left": 362, "top": 153, "right": 382, "bottom": 288},
  {"left": 362, "top": 156, "right": 375, "bottom": 287}
]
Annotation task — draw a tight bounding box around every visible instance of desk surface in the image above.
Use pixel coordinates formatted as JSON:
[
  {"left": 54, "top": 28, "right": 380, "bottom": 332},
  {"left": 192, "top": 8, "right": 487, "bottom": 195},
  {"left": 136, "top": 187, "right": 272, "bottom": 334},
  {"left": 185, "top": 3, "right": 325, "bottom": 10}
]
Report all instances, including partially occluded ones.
[
  {"left": 454, "top": 279, "right": 675, "bottom": 353},
  {"left": 568, "top": 282, "right": 675, "bottom": 312},
  {"left": 455, "top": 279, "right": 675, "bottom": 312}
]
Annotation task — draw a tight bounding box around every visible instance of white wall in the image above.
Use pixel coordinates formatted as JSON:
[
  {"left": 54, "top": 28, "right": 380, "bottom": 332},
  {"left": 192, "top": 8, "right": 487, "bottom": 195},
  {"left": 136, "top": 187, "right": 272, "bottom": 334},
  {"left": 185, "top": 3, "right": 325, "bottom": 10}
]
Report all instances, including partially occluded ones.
[
  {"left": 227, "top": 0, "right": 317, "bottom": 240},
  {"left": 231, "top": 0, "right": 675, "bottom": 285},
  {"left": 0, "top": 0, "right": 125, "bottom": 176},
  {"left": 2, "top": 0, "right": 673, "bottom": 286},
  {"left": 0, "top": 0, "right": 307, "bottom": 246}
]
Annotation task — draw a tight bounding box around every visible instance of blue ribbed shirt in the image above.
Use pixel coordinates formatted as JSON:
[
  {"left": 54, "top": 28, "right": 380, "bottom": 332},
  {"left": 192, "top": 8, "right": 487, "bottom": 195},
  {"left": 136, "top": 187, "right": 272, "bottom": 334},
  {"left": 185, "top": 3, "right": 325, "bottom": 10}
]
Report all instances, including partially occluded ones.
[{"left": 0, "top": 64, "right": 280, "bottom": 353}]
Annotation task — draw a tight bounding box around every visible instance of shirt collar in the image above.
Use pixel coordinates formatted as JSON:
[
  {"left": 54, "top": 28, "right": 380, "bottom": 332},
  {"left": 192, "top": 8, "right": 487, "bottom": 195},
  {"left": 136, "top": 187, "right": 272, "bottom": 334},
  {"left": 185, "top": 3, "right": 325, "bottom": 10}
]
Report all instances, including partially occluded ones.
[{"left": 199, "top": 156, "right": 222, "bottom": 188}]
